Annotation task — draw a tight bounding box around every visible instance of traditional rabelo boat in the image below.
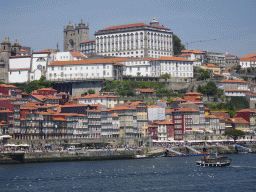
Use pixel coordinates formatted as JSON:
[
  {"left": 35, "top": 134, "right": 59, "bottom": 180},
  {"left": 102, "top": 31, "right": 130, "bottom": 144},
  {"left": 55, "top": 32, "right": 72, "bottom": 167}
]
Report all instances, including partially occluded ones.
[{"left": 196, "top": 154, "right": 231, "bottom": 167}]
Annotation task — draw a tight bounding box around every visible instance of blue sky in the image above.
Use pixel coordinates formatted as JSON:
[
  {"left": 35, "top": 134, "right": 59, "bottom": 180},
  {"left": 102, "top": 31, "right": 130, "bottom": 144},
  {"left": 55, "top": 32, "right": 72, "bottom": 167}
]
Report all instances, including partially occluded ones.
[{"left": 0, "top": 0, "right": 255, "bottom": 57}]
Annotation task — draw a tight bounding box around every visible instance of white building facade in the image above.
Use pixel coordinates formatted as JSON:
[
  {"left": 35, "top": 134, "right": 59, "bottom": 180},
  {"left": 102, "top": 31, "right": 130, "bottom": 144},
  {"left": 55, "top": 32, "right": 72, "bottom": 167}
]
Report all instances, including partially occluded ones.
[
  {"left": 47, "top": 59, "right": 123, "bottom": 81},
  {"left": 154, "top": 56, "right": 194, "bottom": 78},
  {"left": 8, "top": 55, "right": 31, "bottom": 83},
  {"left": 94, "top": 19, "right": 173, "bottom": 58}
]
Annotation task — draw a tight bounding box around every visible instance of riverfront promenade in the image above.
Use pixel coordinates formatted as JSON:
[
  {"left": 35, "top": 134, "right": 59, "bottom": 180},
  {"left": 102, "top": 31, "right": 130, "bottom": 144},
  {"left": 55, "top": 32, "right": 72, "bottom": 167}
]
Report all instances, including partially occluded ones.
[{"left": 1, "top": 144, "right": 255, "bottom": 164}]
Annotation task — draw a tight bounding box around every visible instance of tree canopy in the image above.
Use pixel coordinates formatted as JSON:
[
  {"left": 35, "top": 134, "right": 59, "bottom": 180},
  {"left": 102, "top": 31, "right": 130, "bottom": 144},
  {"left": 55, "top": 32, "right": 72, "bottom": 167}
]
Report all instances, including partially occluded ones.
[
  {"left": 160, "top": 73, "right": 171, "bottom": 80},
  {"left": 223, "top": 129, "right": 245, "bottom": 142},
  {"left": 197, "top": 69, "right": 210, "bottom": 80},
  {"left": 173, "top": 34, "right": 185, "bottom": 56},
  {"left": 235, "top": 64, "right": 241, "bottom": 73},
  {"left": 197, "top": 81, "right": 218, "bottom": 96}
]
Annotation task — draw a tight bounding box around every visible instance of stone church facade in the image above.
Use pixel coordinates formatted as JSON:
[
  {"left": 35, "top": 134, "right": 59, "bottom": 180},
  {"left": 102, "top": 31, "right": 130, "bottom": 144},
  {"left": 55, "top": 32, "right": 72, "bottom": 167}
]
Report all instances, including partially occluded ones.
[
  {"left": 63, "top": 20, "right": 89, "bottom": 52},
  {"left": 0, "top": 38, "right": 24, "bottom": 83}
]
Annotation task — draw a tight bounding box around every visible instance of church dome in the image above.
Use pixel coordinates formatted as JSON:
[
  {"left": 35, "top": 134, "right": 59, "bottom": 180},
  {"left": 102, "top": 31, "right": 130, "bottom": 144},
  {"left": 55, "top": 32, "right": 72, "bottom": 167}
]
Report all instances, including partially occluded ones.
[
  {"left": 66, "top": 21, "right": 74, "bottom": 29},
  {"left": 13, "top": 39, "right": 20, "bottom": 46},
  {"left": 150, "top": 18, "right": 159, "bottom": 27},
  {"left": 78, "top": 19, "right": 86, "bottom": 28},
  {"left": 150, "top": 18, "right": 158, "bottom": 23},
  {"left": 2, "top": 38, "right": 10, "bottom": 44}
]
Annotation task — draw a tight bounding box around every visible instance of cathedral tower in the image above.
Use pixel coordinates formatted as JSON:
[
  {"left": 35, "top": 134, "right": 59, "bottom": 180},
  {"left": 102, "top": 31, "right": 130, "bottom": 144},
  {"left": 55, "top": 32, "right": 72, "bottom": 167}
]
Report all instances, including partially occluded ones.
[
  {"left": 11, "top": 39, "right": 21, "bottom": 56},
  {"left": 63, "top": 20, "right": 89, "bottom": 52},
  {"left": 0, "top": 38, "right": 11, "bottom": 83}
]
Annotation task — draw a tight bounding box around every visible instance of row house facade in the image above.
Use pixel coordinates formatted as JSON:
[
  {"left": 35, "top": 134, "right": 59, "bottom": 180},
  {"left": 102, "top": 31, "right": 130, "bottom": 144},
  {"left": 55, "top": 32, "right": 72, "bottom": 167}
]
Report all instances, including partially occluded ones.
[
  {"left": 218, "top": 80, "right": 249, "bottom": 90},
  {"left": 154, "top": 120, "right": 174, "bottom": 141},
  {"left": 76, "top": 92, "right": 118, "bottom": 108},
  {"left": 110, "top": 106, "right": 138, "bottom": 138},
  {"left": 180, "top": 49, "right": 206, "bottom": 67}
]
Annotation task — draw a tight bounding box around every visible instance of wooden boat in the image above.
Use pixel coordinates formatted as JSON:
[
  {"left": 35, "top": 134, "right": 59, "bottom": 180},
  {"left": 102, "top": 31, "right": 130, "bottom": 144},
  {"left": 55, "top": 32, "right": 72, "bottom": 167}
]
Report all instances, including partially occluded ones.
[{"left": 196, "top": 155, "right": 231, "bottom": 167}]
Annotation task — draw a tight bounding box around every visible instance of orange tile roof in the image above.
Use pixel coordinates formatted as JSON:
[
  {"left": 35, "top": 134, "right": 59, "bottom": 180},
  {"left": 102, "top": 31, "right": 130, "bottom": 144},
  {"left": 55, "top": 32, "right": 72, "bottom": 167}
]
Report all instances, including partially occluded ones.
[
  {"left": 174, "top": 107, "right": 199, "bottom": 112},
  {"left": 70, "top": 52, "right": 87, "bottom": 58},
  {"left": 180, "top": 53, "right": 192, "bottom": 57},
  {"left": 99, "top": 23, "right": 170, "bottom": 31},
  {"left": 240, "top": 57, "right": 256, "bottom": 61},
  {"left": 21, "top": 49, "right": 28, "bottom": 52},
  {"left": 205, "top": 63, "right": 219, "bottom": 68},
  {"left": 9, "top": 55, "right": 31, "bottom": 58},
  {"left": 114, "top": 106, "right": 136, "bottom": 110},
  {"left": 49, "top": 57, "right": 156, "bottom": 66},
  {"left": 185, "top": 92, "right": 202, "bottom": 96},
  {"left": 155, "top": 56, "right": 193, "bottom": 62},
  {"left": 242, "top": 53, "right": 256, "bottom": 58},
  {"left": 53, "top": 117, "right": 66, "bottom": 121},
  {"left": 49, "top": 58, "right": 115, "bottom": 66},
  {"left": 82, "top": 39, "right": 95, "bottom": 44},
  {"left": 181, "top": 50, "right": 205, "bottom": 54},
  {"left": 34, "top": 49, "right": 52, "bottom": 54},
  {"left": 172, "top": 97, "right": 185, "bottom": 101},
  {"left": 56, "top": 92, "right": 68, "bottom": 95},
  {"left": 225, "top": 54, "right": 235, "bottom": 57},
  {"left": 0, "top": 84, "right": 17, "bottom": 88},
  {"left": 230, "top": 117, "right": 249, "bottom": 124},
  {"left": 0, "top": 109, "right": 13, "bottom": 113},
  {"left": 237, "top": 109, "right": 255, "bottom": 113},
  {"left": 111, "top": 114, "right": 119, "bottom": 118},
  {"left": 165, "top": 109, "right": 174, "bottom": 113},
  {"left": 9, "top": 68, "right": 30, "bottom": 71},
  {"left": 155, "top": 120, "right": 173, "bottom": 125},
  {"left": 38, "top": 88, "right": 57, "bottom": 91},
  {"left": 134, "top": 88, "right": 156, "bottom": 93},
  {"left": 220, "top": 80, "right": 248, "bottom": 83}
]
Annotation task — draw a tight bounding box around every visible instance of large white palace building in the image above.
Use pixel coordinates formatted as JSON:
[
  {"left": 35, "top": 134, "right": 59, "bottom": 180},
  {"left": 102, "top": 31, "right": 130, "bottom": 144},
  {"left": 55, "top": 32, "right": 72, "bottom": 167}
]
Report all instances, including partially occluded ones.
[{"left": 81, "top": 19, "right": 173, "bottom": 59}]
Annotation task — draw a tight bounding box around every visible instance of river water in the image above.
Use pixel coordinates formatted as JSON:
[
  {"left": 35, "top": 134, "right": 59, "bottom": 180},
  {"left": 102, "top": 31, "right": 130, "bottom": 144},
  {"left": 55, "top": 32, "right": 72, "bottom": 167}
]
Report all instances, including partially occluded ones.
[{"left": 0, "top": 154, "right": 255, "bottom": 191}]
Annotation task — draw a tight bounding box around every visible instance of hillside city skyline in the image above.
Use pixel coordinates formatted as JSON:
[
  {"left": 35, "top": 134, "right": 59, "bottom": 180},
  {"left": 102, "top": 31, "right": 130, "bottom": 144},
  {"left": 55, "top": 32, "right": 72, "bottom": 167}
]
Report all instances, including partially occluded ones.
[{"left": 0, "top": 0, "right": 255, "bottom": 57}]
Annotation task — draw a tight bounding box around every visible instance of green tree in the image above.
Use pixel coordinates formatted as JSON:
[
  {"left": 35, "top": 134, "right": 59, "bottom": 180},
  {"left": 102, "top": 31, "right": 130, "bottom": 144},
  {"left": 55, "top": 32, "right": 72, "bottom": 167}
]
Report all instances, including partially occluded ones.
[
  {"left": 235, "top": 64, "right": 241, "bottom": 73},
  {"left": 247, "top": 67, "right": 252, "bottom": 74},
  {"left": 241, "top": 76, "right": 248, "bottom": 81},
  {"left": 197, "top": 69, "right": 210, "bottom": 80},
  {"left": 160, "top": 73, "right": 171, "bottom": 80},
  {"left": 173, "top": 34, "right": 185, "bottom": 56},
  {"left": 88, "top": 89, "right": 95, "bottom": 94},
  {"left": 25, "top": 81, "right": 39, "bottom": 94},
  {"left": 206, "top": 81, "right": 217, "bottom": 96},
  {"left": 223, "top": 129, "right": 245, "bottom": 142}
]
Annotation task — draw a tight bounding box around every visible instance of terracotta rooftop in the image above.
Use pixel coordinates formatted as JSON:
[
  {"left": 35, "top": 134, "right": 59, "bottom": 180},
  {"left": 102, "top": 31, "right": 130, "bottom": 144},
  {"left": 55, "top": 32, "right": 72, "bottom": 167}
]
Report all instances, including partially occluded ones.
[
  {"left": 225, "top": 54, "right": 235, "bottom": 57},
  {"left": 134, "top": 88, "right": 156, "bottom": 93},
  {"left": 205, "top": 63, "right": 219, "bottom": 68},
  {"left": 242, "top": 53, "right": 256, "bottom": 58},
  {"left": 70, "top": 52, "right": 87, "bottom": 58},
  {"left": 155, "top": 120, "right": 173, "bottom": 125},
  {"left": 155, "top": 56, "right": 193, "bottom": 62},
  {"left": 9, "top": 68, "right": 30, "bottom": 71},
  {"left": 181, "top": 50, "right": 205, "bottom": 54},
  {"left": 172, "top": 97, "right": 185, "bottom": 102},
  {"left": 98, "top": 22, "right": 170, "bottom": 31},
  {"left": 185, "top": 92, "right": 202, "bottom": 96},
  {"left": 220, "top": 80, "right": 248, "bottom": 83},
  {"left": 82, "top": 39, "right": 95, "bottom": 44},
  {"left": 230, "top": 117, "right": 249, "bottom": 124}
]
